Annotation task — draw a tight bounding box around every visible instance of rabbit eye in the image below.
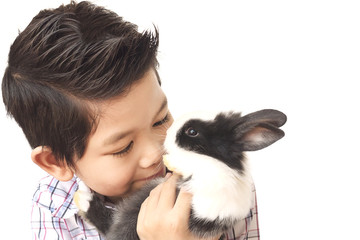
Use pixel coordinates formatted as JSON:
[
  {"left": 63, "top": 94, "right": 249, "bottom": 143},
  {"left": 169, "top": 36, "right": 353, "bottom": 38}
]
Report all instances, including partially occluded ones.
[{"left": 185, "top": 127, "right": 199, "bottom": 137}]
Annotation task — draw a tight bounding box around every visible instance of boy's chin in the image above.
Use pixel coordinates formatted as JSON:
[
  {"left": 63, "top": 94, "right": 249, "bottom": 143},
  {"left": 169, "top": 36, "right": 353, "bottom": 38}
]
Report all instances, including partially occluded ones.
[
  {"left": 106, "top": 180, "right": 154, "bottom": 203},
  {"left": 105, "top": 167, "right": 166, "bottom": 202}
]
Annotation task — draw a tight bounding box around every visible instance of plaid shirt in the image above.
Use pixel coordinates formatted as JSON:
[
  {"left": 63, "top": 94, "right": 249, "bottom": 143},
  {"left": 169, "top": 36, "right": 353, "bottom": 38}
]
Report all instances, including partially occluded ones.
[{"left": 31, "top": 175, "right": 260, "bottom": 240}]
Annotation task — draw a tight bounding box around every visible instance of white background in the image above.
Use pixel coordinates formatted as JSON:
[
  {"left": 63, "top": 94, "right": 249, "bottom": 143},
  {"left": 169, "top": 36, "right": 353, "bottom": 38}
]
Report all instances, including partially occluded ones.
[{"left": 1, "top": 0, "right": 359, "bottom": 239}]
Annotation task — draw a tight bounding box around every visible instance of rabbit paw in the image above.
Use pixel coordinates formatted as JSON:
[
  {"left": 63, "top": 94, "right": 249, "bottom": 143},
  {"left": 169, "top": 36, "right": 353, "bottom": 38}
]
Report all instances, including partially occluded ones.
[{"left": 74, "top": 180, "right": 93, "bottom": 214}]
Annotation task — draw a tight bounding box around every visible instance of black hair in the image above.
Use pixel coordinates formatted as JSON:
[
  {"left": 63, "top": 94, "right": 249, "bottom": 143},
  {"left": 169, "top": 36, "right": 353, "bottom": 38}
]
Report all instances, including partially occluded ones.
[{"left": 2, "top": 1, "right": 159, "bottom": 167}]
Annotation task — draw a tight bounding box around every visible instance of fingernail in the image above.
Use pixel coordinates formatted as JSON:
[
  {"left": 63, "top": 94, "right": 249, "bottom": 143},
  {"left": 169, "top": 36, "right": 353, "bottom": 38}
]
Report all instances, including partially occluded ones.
[{"left": 165, "top": 172, "right": 172, "bottom": 179}]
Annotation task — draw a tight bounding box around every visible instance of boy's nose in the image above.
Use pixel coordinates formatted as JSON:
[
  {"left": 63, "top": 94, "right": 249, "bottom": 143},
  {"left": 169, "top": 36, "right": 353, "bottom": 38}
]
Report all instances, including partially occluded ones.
[{"left": 138, "top": 142, "right": 165, "bottom": 169}]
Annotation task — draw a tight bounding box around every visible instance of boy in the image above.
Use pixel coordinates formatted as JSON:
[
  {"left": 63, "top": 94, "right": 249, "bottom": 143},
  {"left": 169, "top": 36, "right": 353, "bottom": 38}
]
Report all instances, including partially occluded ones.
[{"left": 2, "top": 1, "right": 259, "bottom": 239}]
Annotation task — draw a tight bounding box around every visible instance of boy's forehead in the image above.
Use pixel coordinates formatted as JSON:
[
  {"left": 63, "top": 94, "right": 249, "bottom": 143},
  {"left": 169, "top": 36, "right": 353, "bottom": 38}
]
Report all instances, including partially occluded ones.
[
  {"left": 87, "top": 69, "right": 166, "bottom": 140},
  {"left": 91, "top": 69, "right": 160, "bottom": 113}
]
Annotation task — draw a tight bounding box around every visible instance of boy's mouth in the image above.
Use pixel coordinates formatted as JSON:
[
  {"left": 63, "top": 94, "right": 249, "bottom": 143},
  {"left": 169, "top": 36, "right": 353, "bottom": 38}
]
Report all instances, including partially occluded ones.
[{"left": 138, "top": 165, "right": 165, "bottom": 182}]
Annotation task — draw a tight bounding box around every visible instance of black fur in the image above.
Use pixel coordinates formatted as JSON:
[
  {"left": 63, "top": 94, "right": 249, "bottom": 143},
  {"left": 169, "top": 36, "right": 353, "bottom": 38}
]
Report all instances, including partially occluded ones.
[
  {"left": 175, "top": 110, "right": 286, "bottom": 171},
  {"left": 79, "top": 109, "right": 287, "bottom": 239},
  {"left": 84, "top": 177, "right": 236, "bottom": 240},
  {"left": 176, "top": 112, "right": 247, "bottom": 172},
  {"left": 83, "top": 193, "right": 114, "bottom": 234}
]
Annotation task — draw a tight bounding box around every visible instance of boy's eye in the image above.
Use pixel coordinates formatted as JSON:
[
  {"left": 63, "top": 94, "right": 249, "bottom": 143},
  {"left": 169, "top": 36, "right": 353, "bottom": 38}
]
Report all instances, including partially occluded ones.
[
  {"left": 153, "top": 113, "right": 169, "bottom": 127},
  {"left": 113, "top": 141, "right": 134, "bottom": 157}
]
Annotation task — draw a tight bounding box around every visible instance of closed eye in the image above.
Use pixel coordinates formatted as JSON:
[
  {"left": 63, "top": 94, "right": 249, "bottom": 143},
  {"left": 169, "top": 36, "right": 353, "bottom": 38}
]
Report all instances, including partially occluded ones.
[
  {"left": 112, "top": 141, "right": 134, "bottom": 157},
  {"left": 153, "top": 113, "right": 169, "bottom": 127}
]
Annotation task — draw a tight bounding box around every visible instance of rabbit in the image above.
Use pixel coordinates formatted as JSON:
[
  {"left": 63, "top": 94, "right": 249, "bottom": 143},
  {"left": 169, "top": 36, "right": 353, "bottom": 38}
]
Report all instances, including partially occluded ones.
[{"left": 74, "top": 109, "right": 287, "bottom": 240}]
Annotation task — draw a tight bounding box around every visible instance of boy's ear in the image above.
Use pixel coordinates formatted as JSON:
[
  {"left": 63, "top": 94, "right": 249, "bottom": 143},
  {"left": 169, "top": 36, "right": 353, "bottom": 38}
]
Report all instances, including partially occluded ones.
[{"left": 31, "top": 146, "right": 74, "bottom": 181}]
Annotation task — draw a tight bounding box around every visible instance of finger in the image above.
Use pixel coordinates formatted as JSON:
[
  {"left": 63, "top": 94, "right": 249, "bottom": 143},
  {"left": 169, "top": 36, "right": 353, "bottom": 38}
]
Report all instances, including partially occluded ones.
[
  {"left": 164, "top": 172, "right": 172, "bottom": 180},
  {"left": 157, "top": 173, "right": 179, "bottom": 209},
  {"left": 137, "top": 196, "right": 149, "bottom": 225},
  {"left": 146, "top": 180, "right": 164, "bottom": 210},
  {"left": 173, "top": 187, "right": 193, "bottom": 220}
]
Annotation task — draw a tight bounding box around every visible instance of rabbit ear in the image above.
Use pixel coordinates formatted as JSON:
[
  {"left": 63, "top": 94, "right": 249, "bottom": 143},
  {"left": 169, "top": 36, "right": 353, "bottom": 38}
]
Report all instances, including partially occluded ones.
[
  {"left": 236, "top": 109, "right": 287, "bottom": 151},
  {"left": 241, "top": 109, "right": 287, "bottom": 128}
]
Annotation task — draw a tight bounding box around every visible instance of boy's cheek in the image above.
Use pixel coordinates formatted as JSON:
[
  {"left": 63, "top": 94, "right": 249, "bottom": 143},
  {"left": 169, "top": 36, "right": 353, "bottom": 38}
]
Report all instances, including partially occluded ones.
[{"left": 75, "top": 169, "right": 146, "bottom": 200}]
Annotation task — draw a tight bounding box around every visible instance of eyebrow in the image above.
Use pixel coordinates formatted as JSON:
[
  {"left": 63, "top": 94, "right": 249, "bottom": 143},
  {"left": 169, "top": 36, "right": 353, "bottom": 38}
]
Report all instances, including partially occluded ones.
[{"left": 103, "top": 97, "right": 168, "bottom": 146}]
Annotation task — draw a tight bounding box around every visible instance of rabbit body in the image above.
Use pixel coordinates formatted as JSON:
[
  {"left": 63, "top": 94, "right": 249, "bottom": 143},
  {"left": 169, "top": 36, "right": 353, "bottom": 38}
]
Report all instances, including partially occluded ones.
[{"left": 75, "top": 109, "right": 287, "bottom": 239}]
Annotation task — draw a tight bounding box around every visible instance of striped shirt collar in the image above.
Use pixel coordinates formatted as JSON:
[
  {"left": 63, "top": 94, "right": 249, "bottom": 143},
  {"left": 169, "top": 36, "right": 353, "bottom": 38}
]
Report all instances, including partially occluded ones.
[{"left": 33, "top": 175, "right": 80, "bottom": 219}]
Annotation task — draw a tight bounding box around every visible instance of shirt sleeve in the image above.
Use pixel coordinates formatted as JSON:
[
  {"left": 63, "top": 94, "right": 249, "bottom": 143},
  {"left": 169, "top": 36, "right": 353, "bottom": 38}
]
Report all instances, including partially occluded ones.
[
  {"left": 223, "top": 184, "right": 260, "bottom": 240},
  {"left": 31, "top": 202, "right": 72, "bottom": 240},
  {"left": 31, "top": 203, "right": 104, "bottom": 240},
  {"left": 31, "top": 175, "right": 104, "bottom": 240}
]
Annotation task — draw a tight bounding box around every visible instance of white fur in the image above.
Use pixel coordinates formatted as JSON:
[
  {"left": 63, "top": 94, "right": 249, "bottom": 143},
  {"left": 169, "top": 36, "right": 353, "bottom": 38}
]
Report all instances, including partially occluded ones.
[
  {"left": 166, "top": 148, "right": 253, "bottom": 221},
  {"left": 75, "top": 180, "right": 93, "bottom": 213},
  {"left": 164, "top": 112, "right": 254, "bottom": 221},
  {"left": 166, "top": 111, "right": 217, "bottom": 140}
]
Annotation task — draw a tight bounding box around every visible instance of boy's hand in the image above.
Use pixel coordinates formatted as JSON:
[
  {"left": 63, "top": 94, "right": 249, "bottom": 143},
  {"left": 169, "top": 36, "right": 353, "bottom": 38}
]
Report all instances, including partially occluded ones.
[{"left": 137, "top": 173, "right": 220, "bottom": 240}]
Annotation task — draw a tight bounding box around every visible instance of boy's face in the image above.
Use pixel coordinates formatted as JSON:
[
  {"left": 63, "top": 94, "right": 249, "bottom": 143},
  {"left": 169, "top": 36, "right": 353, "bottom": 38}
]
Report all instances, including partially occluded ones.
[{"left": 74, "top": 69, "right": 173, "bottom": 202}]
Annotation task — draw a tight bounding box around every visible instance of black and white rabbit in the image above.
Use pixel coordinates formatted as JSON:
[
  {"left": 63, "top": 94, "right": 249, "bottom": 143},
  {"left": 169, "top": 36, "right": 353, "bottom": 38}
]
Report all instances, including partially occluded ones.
[{"left": 75, "top": 109, "right": 287, "bottom": 240}]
